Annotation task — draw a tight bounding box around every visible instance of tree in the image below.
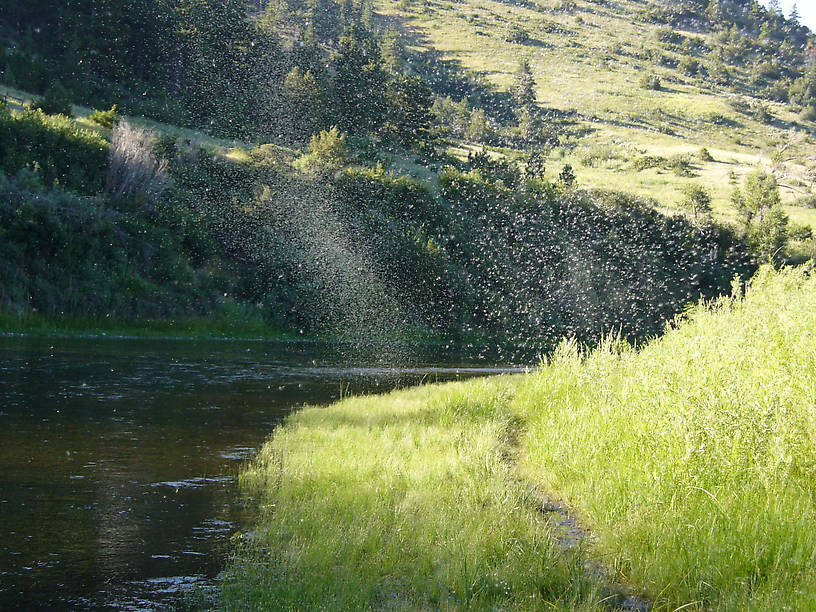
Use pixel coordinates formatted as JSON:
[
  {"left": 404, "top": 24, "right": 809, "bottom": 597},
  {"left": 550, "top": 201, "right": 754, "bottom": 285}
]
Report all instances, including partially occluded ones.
[
  {"left": 525, "top": 150, "right": 547, "bottom": 181},
  {"left": 379, "top": 26, "right": 403, "bottom": 74},
  {"left": 559, "top": 164, "right": 576, "bottom": 187},
  {"left": 282, "top": 67, "right": 328, "bottom": 142},
  {"left": 731, "top": 171, "right": 788, "bottom": 262},
  {"left": 384, "top": 75, "right": 433, "bottom": 147},
  {"left": 680, "top": 184, "right": 712, "bottom": 220},
  {"left": 513, "top": 58, "right": 537, "bottom": 110},
  {"left": 789, "top": 3, "right": 800, "bottom": 24},
  {"left": 331, "top": 26, "right": 387, "bottom": 133}
]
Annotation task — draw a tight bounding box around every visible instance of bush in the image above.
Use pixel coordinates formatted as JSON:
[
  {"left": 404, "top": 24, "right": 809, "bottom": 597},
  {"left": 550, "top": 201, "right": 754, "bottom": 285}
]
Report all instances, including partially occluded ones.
[
  {"left": 293, "top": 126, "right": 349, "bottom": 175},
  {"left": 505, "top": 25, "right": 530, "bottom": 44},
  {"left": 666, "top": 154, "right": 695, "bottom": 177},
  {"left": 631, "top": 154, "right": 667, "bottom": 171},
  {"left": 558, "top": 163, "right": 575, "bottom": 187},
  {"left": 105, "top": 121, "right": 168, "bottom": 207},
  {"left": 33, "top": 81, "right": 73, "bottom": 117},
  {"left": 680, "top": 183, "right": 712, "bottom": 219},
  {"left": 799, "top": 105, "right": 816, "bottom": 122},
  {"left": 709, "top": 63, "right": 731, "bottom": 86},
  {"left": 752, "top": 103, "right": 773, "bottom": 124},
  {"left": 640, "top": 73, "right": 662, "bottom": 90},
  {"left": 678, "top": 56, "right": 700, "bottom": 77},
  {"left": 89, "top": 104, "right": 119, "bottom": 129},
  {"left": 0, "top": 109, "right": 107, "bottom": 194},
  {"left": 793, "top": 194, "right": 816, "bottom": 208},
  {"left": 698, "top": 147, "right": 714, "bottom": 162},
  {"left": 788, "top": 222, "right": 813, "bottom": 242},
  {"left": 577, "top": 143, "right": 624, "bottom": 168}
]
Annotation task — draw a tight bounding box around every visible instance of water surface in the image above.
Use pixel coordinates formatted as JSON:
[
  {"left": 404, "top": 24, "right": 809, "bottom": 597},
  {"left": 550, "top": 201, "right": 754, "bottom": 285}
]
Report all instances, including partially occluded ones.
[{"left": 0, "top": 336, "right": 521, "bottom": 610}]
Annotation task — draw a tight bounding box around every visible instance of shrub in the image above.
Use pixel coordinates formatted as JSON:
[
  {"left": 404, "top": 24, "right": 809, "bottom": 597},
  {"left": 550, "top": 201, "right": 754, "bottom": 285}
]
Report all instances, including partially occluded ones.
[
  {"left": 732, "top": 171, "right": 788, "bottom": 262},
  {"left": 89, "top": 105, "right": 119, "bottom": 129},
  {"left": 0, "top": 109, "right": 107, "bottom": 193},
  {"left": 293, "top": 126, "right": 349, "bottom": 175},
  {"left": 666, "top": 154, "right": 695, "bottom": 176},
  {"left": 505, "top": 25, "right": 530, "bottom": 44},
  {"left": 680, "top": 183, "right": 712, "bottom": 219},
  {"left": 577, "top": 143, "right": 624, "bottom": 168},
  {"left": 33, "top": 81, "right": 73, "bottom": 116},
  {"left": 799, "top": 105, "right": 816, "bottom": 122},
  {"left": 752, "top": 103, "right": 773, "bottom": 124},
  {"left": 788, "top": 222, "right": 813, "bottom": 242},
  {"left": 709, "top": 63, "right": 731, "bottom": 86},
  {"left": 105, "top": 121, "right": 168, "bottom": 207},
  {"left": 794, "top": 194, "right": 816, "bottom": 208},
  {"left": 631, "top": 154, "right": 667, "bottom": 171},
  {"left": 558, "top": 163, "right": 575, "bottom": 187},
  {"left": 698, "top": 147, "right": 714, "bottom": 162},
  {"left": 678, "top": 56, "right": 699, "bottom": 77},
  {"left": 640, "top": 72, "right": 662, "bottom": 90}
]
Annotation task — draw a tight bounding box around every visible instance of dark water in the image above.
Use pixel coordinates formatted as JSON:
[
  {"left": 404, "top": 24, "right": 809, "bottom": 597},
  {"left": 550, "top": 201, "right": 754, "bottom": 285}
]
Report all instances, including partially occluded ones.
[{"left": 0, "top": 336, "right": 523, "bottom": 610}]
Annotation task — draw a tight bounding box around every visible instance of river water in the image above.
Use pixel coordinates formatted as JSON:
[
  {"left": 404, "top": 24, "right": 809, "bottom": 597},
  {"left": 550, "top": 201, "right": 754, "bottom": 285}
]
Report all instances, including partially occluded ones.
[{"left": 0, "top": 335, "right": 523, "bottom": 610}]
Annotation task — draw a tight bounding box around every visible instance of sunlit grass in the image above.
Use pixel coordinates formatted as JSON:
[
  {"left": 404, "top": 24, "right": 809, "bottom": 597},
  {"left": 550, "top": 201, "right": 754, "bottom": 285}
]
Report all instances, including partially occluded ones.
[
  {"left": 376, "top": 0, "right": 816, "bottom": 226},
  {"left": 224, "top": 266, "right": 816, "bottom": 610},
  {"left": 221, "top": 378, "right": 610, "bottom": 611},
  {"left": 515, "top": 265, "right": 816, "bottom": 610}
]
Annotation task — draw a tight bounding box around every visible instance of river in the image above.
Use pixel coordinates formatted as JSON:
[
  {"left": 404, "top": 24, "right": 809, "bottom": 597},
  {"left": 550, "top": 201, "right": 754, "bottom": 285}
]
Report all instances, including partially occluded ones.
[{"left": 0, "top": 335, "right": 524, "bottom": 610}]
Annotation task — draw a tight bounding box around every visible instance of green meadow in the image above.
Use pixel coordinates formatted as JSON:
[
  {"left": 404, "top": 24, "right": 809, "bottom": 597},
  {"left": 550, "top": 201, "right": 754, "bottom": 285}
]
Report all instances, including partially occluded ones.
[{"left": 222, "top": 265, "right": 816, "bottom": 611}]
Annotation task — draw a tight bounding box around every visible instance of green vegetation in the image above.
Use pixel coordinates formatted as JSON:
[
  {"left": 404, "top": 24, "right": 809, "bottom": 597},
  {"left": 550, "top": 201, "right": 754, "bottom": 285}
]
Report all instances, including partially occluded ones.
[
  {"left": 221, "top": 378, "right": 611, "bottom": 611},
  {"left": 0, "top": 106, "right": 107, "bottom": 193},
  {"left": 223, "top": 265, "right": 816, "bottom": 610},
  {"left": 0, "top": 310, "right": 290, "bottom": 340},
  {"left": 374, "top": 0, "right": 816, "bottom": 225},
  {"left": 0, "top": 94, "right": 753, "bottom": 347}
]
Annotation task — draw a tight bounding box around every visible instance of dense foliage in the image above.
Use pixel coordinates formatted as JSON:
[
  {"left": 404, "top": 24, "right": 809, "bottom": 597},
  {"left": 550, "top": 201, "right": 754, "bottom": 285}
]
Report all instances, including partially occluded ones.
[
  {"left": 0, "top": 106, "right": 107, "bottom": 193},
  {"left": 0, "top": 103, "right": 754, "bottom": 347}
]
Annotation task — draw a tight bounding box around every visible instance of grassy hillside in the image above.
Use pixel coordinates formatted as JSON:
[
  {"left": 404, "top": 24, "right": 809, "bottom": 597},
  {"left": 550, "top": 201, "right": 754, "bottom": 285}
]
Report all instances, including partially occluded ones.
[
  {"left": 376, "top": 0, "right": 816, "bottom": 227},
  {"left": 222, "top": 264, "right": 816, "bottom": 610}
]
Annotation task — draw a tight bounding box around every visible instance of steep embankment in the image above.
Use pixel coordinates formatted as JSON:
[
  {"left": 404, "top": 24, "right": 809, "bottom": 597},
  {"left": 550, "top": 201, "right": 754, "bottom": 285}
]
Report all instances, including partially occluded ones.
[{"left": 222, "top": 265, "right": 816, "bottom": 611}]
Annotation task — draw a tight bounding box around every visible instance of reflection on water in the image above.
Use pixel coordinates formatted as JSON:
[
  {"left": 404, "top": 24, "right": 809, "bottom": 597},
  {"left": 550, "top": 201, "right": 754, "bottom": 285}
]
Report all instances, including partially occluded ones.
[{"left": 0, "top": 336, "right": 524, "bottom": 610}]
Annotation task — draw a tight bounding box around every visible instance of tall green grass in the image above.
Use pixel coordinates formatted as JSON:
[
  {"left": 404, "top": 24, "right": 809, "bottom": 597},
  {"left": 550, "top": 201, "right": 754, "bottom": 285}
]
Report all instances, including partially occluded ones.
[
  {"left": 516, "top": 265, "right": 816, "bottom": 610},
  {"left": 223, "top": 265, "right": 816, "bottom": 610}
]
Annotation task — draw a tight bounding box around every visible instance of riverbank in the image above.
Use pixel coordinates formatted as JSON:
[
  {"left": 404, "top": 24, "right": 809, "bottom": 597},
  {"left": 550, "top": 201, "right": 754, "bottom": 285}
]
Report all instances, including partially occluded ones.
[
  {"left": 221, "top": 265, "right": 816, "bottom": 611},
  {"left": 0, "top": 311, "right": 294, "bottom": 340}
]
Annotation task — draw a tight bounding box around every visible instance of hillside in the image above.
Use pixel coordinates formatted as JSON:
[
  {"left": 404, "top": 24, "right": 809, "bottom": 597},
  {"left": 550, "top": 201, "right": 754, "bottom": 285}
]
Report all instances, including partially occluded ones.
[
  {"left": 0, "top": 0, "right": 810, "bottom": 346},
  {"left": 376, "top": 0, "right": 816, "bottom": 227}
]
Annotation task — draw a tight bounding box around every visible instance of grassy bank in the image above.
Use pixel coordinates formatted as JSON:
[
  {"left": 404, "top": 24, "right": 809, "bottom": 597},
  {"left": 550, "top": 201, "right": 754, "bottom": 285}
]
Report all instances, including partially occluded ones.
[
  {"left": 515, "top": 265, "right": 816, "bottom": 610},
  {"left": 221, "top": 378, "right": 611, "bottom": 610},
  {"left": 222, "top": 265, "right": 816, "bottom": 611},
  {"left": 0, "top": 311, "right": 293, "bottom": 340}
]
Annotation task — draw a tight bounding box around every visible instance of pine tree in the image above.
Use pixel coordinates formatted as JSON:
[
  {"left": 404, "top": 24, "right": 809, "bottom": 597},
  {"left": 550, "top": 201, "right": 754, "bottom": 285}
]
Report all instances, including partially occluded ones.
[
  {"left": 379, "top": 26, "right": 403, "bottom": 74},
  {"left": 513, "top": 58, "right": 541, "bottom": 143},
  {"left": 385, "top": 75, "right": 433, "bottom": 146},
  {"left": 332, "top": 26, "right": 387, "bottom": 132},
  {"left": 513, "top": 58, "right": 537, "bottom": 110},
  {"left": 789, "top": 3, "right": 800, "bottom": 24}
]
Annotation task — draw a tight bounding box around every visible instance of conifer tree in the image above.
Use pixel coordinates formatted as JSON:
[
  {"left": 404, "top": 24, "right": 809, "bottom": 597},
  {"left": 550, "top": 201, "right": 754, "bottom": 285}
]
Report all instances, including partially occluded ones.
[
  {"left": 513, "top": 58, "right": 537, "bottom": 110},
  {"left": 513, "top": 58, "right": 540, "bottom": 143}
]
